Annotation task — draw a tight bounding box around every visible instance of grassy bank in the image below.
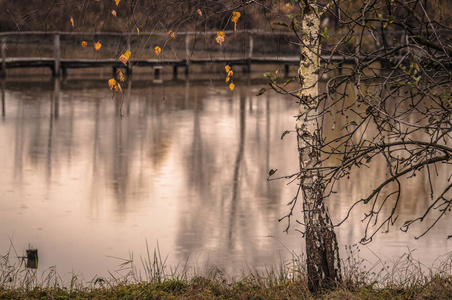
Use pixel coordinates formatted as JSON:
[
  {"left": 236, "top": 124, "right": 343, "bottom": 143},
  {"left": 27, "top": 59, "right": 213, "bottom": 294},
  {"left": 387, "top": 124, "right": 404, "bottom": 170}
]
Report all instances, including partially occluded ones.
[
  {"left": 1, "top": 245, "right": 452, "bottom": 299},
  {"left": 1, "top": 275, "right": 452, "bottom": 299}
]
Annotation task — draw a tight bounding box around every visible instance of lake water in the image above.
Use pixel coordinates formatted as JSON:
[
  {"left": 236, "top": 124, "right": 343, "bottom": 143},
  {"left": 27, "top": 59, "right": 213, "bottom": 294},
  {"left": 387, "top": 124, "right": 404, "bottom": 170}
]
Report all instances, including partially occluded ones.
[{"left": 0, "top": 78, "right": 450, "bottom": 282}]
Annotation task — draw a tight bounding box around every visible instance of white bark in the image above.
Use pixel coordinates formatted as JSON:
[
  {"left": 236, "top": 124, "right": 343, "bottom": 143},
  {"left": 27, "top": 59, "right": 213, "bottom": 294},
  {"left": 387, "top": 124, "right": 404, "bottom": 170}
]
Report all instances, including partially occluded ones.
[{"left": 296, "top": 1, "right": 341, "bottom": 290}]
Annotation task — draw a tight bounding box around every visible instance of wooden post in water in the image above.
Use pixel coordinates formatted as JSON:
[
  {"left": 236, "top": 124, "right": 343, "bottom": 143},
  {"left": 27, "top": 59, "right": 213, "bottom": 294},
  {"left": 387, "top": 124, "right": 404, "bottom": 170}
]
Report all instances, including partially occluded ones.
[
  {"left": 185, "top": 34, "right": 190, "bottom": 76},
  {"left": 53, "top": 34, "right": 61, "bottom": 77},
  {"left": 1, "top": 38, "right": 6, "bottom": 78},
  {"left": 243, "top": 35, "right": 253, "bottom": 73}
]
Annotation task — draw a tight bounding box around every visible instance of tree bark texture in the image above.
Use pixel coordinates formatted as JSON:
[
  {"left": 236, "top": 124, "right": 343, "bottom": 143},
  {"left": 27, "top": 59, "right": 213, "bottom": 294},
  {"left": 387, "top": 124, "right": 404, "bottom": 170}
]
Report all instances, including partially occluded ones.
[{"left": 296, "top": 2, "right": 341, "bottom": 291}]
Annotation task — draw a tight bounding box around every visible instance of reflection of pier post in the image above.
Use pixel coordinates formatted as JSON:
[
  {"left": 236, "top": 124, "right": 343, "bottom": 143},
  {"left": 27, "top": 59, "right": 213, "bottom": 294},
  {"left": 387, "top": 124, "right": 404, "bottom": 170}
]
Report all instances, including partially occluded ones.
[
  {"left": 1, "top": 80, "right": 5, "bottom": 117},
  {"left": 53, "top": 78, "right": 60, "bottom": 119}
]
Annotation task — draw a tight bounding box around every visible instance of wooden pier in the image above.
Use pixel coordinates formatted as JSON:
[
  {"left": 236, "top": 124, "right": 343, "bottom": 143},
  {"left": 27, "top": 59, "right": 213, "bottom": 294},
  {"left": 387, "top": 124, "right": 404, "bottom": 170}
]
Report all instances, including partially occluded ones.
[{"left": 0, "top": 30, "right": 376, "bottom": 78}]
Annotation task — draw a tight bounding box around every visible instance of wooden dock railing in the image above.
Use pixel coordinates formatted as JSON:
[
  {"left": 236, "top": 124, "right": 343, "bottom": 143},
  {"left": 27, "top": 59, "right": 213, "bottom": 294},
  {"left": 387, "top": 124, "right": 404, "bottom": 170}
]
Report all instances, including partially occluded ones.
[{"left": 0, "top": 30, "right": 306, "bottom": 78}]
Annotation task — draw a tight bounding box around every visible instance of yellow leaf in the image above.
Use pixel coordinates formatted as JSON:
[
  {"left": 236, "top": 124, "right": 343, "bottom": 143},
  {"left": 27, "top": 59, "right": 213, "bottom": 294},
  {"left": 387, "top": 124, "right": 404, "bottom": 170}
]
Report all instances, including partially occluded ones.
[
  {"left": 227, "top": 70, "right": 233, "bottom": 77},
  {"left": 229, "top": 83, "right": 235, "bottom": 91},
  {"left": 70, "top": 17, "right": 74, "bottom": 27},
  {"left": 111, "top": 10, "right": 117, "bottom": 17},
  {"left": 119, "top": 54, "right": 128, "bottom": 65},
  {"left": 155, "top": 46, "right": 161, "bottom": 56},
  {"left": 197, "top": 9, "right": 202, "bottom": 16},
  {"left": 137, "top": 27, "right": 140, "bottom": 35},
  {"left": 225, "top": 65, "right": 231, "bottom": 73},
  {"left": 231, "top": 11, "right": 241, "bottom": 23},
  {"left": 115, "top": 0, "right": 120, "bottom": 6},
  {"left": 81, "top": 41, "right": 88, "bottom": 48},
  {"left": 108, "top": 78, "right": 122, "bottom": 94},
  {"left": 94, "top": 41, "right": 102, "bottom": 51},
  {"left": 108, "top": 78, "right": 117, "bottom": 90},
  {"left": 231, "top": 11, "right": 241, "bottom": 31},
  {"left": 124, "top": 50, "right": 131, "bottom": 59},
  {"left": 117, "top": 70, "right": 125, "bottom": 82},
  {"left": 216, "top": 32, "right": 225, "bottom": 46},
  {"left": 115, "top": 83, "right": 122, "bottom": 93},
  {"left": 226, "top": 76, "right": 230, "bottom": 83},
  {"left": 168, "top": 30, "right": 175, "bottom": 39}
]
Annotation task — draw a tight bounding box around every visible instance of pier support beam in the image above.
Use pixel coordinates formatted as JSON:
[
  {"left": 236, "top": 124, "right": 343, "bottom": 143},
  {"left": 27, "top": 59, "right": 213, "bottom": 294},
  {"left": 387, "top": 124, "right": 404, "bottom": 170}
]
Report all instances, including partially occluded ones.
[
  {"left": 185, "top": 35, "right": 190, "bottom": 76},
  {"left": 1, "top": 38, "right": 6, "bottom": 78},
  {"left": 53, "top": 34, "right": 61, "bottom": 77}
]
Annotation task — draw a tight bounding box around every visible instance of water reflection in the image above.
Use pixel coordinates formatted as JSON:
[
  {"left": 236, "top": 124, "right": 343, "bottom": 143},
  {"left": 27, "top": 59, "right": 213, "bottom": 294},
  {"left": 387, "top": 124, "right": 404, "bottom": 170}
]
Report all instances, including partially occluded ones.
[{"left": 0, "top": 78, "right": 450, "bottom": 280}]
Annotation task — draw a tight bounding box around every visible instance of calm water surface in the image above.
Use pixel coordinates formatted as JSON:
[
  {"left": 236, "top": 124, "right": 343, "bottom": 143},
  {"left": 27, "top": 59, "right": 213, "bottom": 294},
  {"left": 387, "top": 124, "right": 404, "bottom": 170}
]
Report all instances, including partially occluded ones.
[{"left": 0, "top": 78, "right": 450, "bottom": 281}]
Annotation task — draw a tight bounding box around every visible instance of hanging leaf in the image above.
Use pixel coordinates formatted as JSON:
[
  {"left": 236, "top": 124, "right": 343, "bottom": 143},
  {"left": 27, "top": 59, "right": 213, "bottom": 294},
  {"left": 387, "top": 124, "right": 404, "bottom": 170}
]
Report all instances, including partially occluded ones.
[
  {"left": 268, "top": 169, "right": 278, "bottom": 176},
  {"left": 231, "top": 11, "right": 241, "bottom": 31},
  {"left": 216, "top": 31, "right": 225, "bottom": 46},
  {"left": 155, "top": 46, "right": 162, "bottom": 56},
  {"left": 255, "top": 87, "right": 266, "bottom": 96},
  {"left": 225, "top": 65, "right": 231, "bottom": 73},
  {"left": 229, "top": 83, "right": 235, "bottom": 91},
  {"left": 111, "top": 10, "right": 117, "bottom": 17},
  {"left": 168, "top": 30, "right": 175, "bottom": 39},
  {"left": 81, "top": 41, "right": 88, "bottom": 48},
  {"left": 226, "top": 77, "right": 230, "bottom": 83},
  {"left": 108, "top": 78, "right": 122, "bottom": 93},
  {"left": 108, "top": 78, "right": 117, "bottom": 89},
  {"left": 137, "top": 27, "right": 140, "bottom": 35},
  {"left": 119, "top": 50, "right": 131, "bottom": 65},
  {"left": 94, "top": 42, "right": 102, "bottom": 51},
  {"left": 70, "top": 17, "right": 74, "bottom": 27},
  {"left": 115, "top": 0, "right": 120, "bottom": 6},
  {"left": 197, "top": 9, "right": 202, "bottom": 16},
  {"left": 119, "top": 55, "right": 127, "bottom": 65},
  {"left": 281, "top": 130, "right": 291, "bottom": 139},
  {"left": 117, "top": 70, "right": 125, "bottom": 82}
]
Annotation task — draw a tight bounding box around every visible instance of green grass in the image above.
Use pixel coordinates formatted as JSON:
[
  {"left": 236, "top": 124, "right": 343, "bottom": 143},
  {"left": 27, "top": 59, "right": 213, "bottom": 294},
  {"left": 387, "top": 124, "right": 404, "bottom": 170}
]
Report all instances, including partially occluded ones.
[{"left": 1, "top": 243, "right": 451, "bottom": 299}]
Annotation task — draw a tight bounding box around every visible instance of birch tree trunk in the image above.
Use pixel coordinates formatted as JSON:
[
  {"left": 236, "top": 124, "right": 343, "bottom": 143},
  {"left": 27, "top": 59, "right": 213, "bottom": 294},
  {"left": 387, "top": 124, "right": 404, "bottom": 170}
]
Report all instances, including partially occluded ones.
[{"left": 296, "top": 1, "right": 341, "bottom": 291}]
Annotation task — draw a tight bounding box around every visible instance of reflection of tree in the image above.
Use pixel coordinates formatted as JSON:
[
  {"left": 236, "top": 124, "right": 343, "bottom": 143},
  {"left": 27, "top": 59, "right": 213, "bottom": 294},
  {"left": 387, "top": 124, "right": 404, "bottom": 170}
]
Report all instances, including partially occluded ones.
[{"left": 227, "top": 89, "right": 246, "bottom": 250}]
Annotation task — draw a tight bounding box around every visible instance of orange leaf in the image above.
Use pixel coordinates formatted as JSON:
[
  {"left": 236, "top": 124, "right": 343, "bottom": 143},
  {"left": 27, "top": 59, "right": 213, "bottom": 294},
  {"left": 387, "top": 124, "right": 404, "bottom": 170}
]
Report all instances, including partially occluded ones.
[
  {"left": 111, "top": 10, "right": 117, "bottom": 17},
  {"left": 108, "top": 78, "right": 122, "bottom": 94},
  {"left": 168, "top": 30, "right": 175, "bottom": 39},
  {"left": 231, "top": 12, "right": 241, "bottom": 31},
  {"left": 216, "top": 31, "right": 225, "bottom": 46},
  {"left": 229, "top": 83, "right": 235, "bottom": 91},
  {"left": 226, "top": 76, "right": 230, "bottom": 83},
  {"left": 94, "top": 42, "right": 102, "bottom": 51},
  {"left": 227, "top": 70, "right": 233, "bottom": 77},
  {"left": 155, "top": 46, "right": 161, "bottom": 56},
  {"left": 115, "top": 0, "right": 120, "bottom": 6},
  {"left": 231, "top": 11, "right": 241, "bottom": 23},
  {"left": 119, "top": 50, "right": 131, "bottom": 65},
  {"left": 197, "top": 9, "right": 202, "bottom": 16},
  {"left": 119, "top": 54, "right": 128, "bottom": 65},
  {"left": 108, "top": 78, "right": 117, "bottom": 90},
  {"left": 70, "top": 17, "right": 74, "bottom": 27},
  {"left": 225, "top": 65, "right": 231, "bottom": 73},
  {"left": 81, "top": 41, "right": 88, "bottom": 48},
  {"left": 115, "top": 83, "right": 122, "bottom": 93},
  {"left": 117, "top": 70, "right": 125, "bottom": 82}
]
